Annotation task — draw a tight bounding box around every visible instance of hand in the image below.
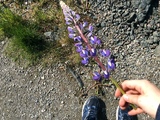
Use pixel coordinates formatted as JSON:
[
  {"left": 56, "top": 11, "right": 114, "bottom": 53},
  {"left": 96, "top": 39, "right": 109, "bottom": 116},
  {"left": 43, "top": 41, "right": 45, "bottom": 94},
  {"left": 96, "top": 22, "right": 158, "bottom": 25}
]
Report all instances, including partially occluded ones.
[{"left": 115, "top": 80, "right": 160, "bottom": 118}]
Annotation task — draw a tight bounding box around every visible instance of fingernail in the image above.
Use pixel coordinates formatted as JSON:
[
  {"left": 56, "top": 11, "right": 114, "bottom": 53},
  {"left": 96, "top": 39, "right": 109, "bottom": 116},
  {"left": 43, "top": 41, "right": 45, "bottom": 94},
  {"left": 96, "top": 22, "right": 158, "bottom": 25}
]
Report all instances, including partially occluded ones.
[{"left": 123, "top": 94, "right": 129, "bottom": 101}]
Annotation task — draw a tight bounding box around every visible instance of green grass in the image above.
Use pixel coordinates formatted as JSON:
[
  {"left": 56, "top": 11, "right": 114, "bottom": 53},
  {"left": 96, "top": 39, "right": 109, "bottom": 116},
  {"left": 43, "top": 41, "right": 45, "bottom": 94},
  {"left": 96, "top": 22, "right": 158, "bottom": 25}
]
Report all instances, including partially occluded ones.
[{"left": 0, "top": 1, "right": 81, "bottom": 67}]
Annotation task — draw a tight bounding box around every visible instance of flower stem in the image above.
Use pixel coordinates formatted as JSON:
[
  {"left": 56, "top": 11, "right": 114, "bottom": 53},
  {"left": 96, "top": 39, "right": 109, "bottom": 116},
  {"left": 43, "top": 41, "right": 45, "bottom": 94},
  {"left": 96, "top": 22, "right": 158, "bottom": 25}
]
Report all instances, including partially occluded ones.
[{"left": 109, "top": 77, "right": 137, "bottom": 110}]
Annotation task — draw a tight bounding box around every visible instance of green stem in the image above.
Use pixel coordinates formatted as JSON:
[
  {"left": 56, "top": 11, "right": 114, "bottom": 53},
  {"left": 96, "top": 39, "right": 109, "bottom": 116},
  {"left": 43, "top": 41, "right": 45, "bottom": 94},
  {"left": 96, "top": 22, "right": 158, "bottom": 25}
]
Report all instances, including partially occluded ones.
[{"left": 110, "top": 77, "right": 137, "bottom": 110}]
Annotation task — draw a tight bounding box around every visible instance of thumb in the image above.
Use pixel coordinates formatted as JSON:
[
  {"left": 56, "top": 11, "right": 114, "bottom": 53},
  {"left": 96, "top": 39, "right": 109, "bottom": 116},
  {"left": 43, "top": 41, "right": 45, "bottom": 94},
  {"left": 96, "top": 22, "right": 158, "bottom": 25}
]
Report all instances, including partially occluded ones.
[{"left": 123, "top": 94, "right": 141, "bottom": 106}]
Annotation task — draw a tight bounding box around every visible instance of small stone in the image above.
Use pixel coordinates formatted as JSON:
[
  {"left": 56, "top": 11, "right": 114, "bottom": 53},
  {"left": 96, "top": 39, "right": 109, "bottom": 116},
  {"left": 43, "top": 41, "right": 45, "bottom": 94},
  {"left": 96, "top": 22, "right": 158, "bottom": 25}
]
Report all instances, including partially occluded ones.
[
  {"left": 61, "top": 101, "right": 64, "bottom": 104},
  {"left": 127, "top": 12, "right": 136, "bottom": 22},
  {"left": 101, "top": 21, "right": 106, "bottom": 27},
  {"left": 44, "top": 31, "right": 54, "bottom": 38},
  {"left": 153, "top": 37, "right": 159, "bottom": 43},
  {"left": 153, "top": 31, "right": 159, "bottom": 37},
  {"left": 155, "top": 45, "right": 160, "bottom": 57},
  {"left": 1, "top": 41, "right": 5, "bottom": 45},
  {"left": 41, "top": 76, "right": 45, "bottom": 80}
]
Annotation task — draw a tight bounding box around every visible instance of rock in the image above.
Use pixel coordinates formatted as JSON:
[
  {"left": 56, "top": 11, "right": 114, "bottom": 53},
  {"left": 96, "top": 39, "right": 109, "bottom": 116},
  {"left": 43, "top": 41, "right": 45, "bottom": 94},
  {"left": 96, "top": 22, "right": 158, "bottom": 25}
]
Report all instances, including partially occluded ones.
[
  {"left": 127, "top": 12, "right": 136, "bottom": 22},
  {"left": 155, "top": 45, "right": 160, "bottom": 57},
  {"left": 44, "top": 31, "right": 53, "bottom": 38},
  {"left": 101, "top": 21, "right": 106, "bottom": 27},
  {"left": 153, "top": 31, "right": 159, "bottom": 37}
]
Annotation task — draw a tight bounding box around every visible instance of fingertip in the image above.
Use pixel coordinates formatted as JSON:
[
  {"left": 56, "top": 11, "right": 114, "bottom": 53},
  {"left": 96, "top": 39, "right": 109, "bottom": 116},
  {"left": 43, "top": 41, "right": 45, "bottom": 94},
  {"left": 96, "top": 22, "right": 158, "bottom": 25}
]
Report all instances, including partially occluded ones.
[
  {"left": 119, "top": 96, "right": 127, "bottom": 108},
  {"left": 115, "top": 88, "right": 122, "bottom": 97}
]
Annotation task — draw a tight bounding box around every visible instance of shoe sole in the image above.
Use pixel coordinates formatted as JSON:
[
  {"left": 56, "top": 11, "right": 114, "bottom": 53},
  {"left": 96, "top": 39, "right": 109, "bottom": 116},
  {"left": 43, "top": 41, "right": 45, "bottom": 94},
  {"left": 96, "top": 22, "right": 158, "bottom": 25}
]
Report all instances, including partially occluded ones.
[{"left": 116, "top": 106, "right": 120, "bottom": 120}]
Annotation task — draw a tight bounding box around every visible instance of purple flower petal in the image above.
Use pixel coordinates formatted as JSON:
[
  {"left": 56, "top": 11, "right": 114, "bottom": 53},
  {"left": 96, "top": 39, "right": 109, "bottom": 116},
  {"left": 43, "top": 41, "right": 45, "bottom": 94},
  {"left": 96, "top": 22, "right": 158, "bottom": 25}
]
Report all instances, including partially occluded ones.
[
  {"left": 66, "top": 21, "right": 72, "bottom": 25},
  {"left": 93, "top": 71, "right": 101, "bottom": 81},
  {"left": 74, "top": 42, "right": 82, "bottom": 47},
  {"left": 74, "top": 36, "right": 82, "bottom": 42},
  {"left": 67, "top": 26, "right": 74, "bottom": 33},
  {"left": 79, "top": 23, "right": 83, "bottom": 30},
  {"left": 90, "top": 48, "right": 96, "bottom": 56},
  {"left": 90, "top": 36, "right": 97, "bottom": 44},
  {"left": 71, "top": 11, "right": 75, "bottom": 16},
  {"left": 88, "top": 24, "right": 93, "bottom": 32},
  {"left": 81, "top": 57, "right": 89, "bottom": 65},
  {"left": 100, "top": 49, "right": 110, "bottom": 57},
  {"left": 65, "top": 17, "right": 72, "bottom": 22},
  {"left": 80, "top": 50, "right": 88, "bottom": 57},
  {"left": 75, "top": 14, "right": 80, "bottom": 21},
  {"left": 69, "top": 33, "right": 76, "bottom": 39},
  {"left": 108, "top": 59, "right": 115, "bottom": 70},
  {"left": 76, "top": 46, "right": 83, "bottom": 53},
  {"left": 96, "top": 39, "right": 101, "bottom": 45},
  {"left": 87, "top": 32, "right": 92, "bottom": 38},
  {"left": 83, "top": 22, "right": 88, "bottom": 27},
  {"left": 103, "top": 70, "right": 110, "bottom": 79}
]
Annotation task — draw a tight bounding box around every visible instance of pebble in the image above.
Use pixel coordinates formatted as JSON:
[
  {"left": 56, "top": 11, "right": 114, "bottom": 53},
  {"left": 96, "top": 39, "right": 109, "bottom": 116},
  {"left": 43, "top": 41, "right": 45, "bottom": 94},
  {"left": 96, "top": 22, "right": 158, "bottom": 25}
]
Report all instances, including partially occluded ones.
[{"left": 155, "top": 45, "right": 160, "bottom": 57}]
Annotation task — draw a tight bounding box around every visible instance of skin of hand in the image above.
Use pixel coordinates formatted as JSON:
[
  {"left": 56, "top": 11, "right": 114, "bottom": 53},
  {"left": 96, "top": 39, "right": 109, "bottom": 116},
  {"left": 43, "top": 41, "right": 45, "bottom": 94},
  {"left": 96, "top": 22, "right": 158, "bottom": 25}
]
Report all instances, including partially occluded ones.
[{"left": 115, "top": 80, "right": 160, "bottom": 118}]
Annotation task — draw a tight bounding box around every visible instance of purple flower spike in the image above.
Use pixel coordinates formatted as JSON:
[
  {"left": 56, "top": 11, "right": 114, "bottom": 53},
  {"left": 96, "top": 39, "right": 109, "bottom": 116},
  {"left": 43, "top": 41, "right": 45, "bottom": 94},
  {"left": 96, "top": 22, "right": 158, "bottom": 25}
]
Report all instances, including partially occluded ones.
[
  {"left": 93, "top": 71, "right": 101, "bottom": 81},
  {"left": 90, "top": 48, "right": 96, "bottom": 56},
  {"left": 103, "top": 70, "right": 110, "bottom": 79},
  {"left": 80, "top": 49, "right": 88, "bottom": 57},
  {"left": 108, "top": 59, "right": 115, "bottom": 70},
  {"left": 100, "top": 49, "right": 110, "bottom": 57},
  {"left": 81, "top": 57, "right": 89, "bottom": 65}
]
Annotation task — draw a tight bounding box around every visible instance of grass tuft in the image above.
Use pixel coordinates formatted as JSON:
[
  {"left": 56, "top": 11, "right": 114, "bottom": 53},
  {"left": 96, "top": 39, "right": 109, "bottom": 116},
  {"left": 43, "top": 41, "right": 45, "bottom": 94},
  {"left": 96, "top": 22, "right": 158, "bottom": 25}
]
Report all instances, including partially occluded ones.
[{"left": 0, "top": 0, "right": 82, "bottom": 67}]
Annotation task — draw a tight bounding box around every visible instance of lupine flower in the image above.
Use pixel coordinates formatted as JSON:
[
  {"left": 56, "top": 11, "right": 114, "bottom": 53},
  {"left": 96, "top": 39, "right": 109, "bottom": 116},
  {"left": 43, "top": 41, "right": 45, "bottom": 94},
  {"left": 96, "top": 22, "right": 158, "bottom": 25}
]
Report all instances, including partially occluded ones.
[
  {"left": 103, "top": 70, "right": 110, "bottom": 79},
  {"left": 100, "top": 49, "right": 110, "bottom": 57},
  {"left": 69, "top": 33, "right": 76, "bottom": 39},
  {"left": 67, "top": 26, "right": 74, "bottom": 33},
  {"left": 93, "top": 71, "right": 101, "bottom": 81},
  {"left": 107, "top": 59, "right": 115, "bottom": 70},
  {"left": 81, "top": 57, "right": 89, "bottom": 65},
  {"left": 60, "top": 1, "right": 115, "bottom": 81},
  {"left": 90, "top": 48, "right": 96, "bottom": 56},
  {"left": 80, "top": 22, "right": 88, "bottom": 30},
  {"left": 74, "top": 36, "right": 82, "bottom": 42},
  {"left": 80, "top": 49, "right": 88, "bottom": 57},
  {"left": 88, "top": 24, "right": 93, "bottom": 32}
]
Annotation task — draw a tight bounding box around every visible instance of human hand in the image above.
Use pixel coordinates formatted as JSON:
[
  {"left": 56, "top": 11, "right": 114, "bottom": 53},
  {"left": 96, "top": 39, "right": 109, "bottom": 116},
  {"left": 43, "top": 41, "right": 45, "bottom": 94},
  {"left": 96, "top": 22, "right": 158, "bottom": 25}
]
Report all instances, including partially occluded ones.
[{"left": 115, "top": 80, "right": 160, "bottom": 118}]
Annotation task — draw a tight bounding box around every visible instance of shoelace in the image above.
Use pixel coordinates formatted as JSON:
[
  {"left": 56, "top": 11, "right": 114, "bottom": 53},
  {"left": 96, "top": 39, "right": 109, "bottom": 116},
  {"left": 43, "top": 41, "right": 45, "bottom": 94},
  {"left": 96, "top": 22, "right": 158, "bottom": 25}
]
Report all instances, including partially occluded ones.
[{"left": 85, "top": 106, "right": 97, "bottom": 120}]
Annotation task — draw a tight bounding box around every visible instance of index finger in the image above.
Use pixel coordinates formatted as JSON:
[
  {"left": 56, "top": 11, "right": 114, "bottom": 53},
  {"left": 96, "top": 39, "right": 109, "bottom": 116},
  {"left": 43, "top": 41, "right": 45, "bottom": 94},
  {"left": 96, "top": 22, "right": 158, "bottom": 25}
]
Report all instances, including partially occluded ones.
[{"left": 115, "top": 80, "right": 147, "bottom": 97}]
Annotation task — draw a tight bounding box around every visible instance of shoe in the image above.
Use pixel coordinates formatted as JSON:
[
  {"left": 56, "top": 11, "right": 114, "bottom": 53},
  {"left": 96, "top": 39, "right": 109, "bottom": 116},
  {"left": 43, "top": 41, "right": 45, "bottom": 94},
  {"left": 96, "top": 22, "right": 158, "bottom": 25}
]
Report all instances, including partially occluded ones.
[
  {"left": 82, "top": 96, "right": 107, "bottom": 120},
  {"left": 116, "top": 106, "right": 138, "bottom": 120}
]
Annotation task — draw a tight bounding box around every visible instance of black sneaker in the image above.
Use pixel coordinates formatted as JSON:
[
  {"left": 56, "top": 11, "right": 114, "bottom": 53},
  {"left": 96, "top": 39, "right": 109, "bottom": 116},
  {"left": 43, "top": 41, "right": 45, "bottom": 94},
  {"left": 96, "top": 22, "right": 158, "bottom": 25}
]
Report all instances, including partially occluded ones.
[
  {"left": 116, "top": 106, "right": 138, "bottom": 120},
  {"left": 82, "top": 96, "right": 107, "bottom": 120}
]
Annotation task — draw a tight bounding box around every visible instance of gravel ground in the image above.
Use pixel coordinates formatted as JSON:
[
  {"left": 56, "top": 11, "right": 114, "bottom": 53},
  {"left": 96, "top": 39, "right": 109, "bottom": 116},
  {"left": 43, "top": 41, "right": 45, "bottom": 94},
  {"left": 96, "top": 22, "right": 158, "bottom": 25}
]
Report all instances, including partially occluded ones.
[{"left": 0, "top": 0, "right": 160, "bottom": 120}]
